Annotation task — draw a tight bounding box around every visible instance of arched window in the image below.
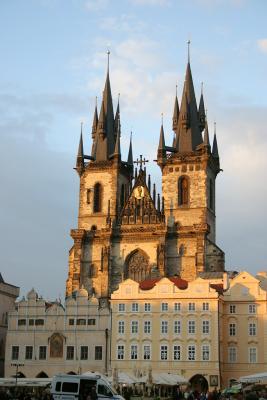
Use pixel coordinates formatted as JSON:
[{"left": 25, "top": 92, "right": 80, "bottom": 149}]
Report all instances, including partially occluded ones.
[
  {"left": 209, "top": 179, "right": 214, "bottom": 210},
  {"left": 125, "top": 249, "right": 150, "bottom": 282},
  {"left": 178, "top": 176, "right": 189, "bottom": 206},
  {"left": 93, "top": 183, "right": 102, "bottom": 212}
]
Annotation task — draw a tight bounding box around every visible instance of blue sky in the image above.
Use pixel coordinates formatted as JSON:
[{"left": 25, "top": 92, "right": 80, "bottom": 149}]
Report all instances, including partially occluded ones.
[{"left": 1, "top": 0, "right": 267, "bottom": 299}]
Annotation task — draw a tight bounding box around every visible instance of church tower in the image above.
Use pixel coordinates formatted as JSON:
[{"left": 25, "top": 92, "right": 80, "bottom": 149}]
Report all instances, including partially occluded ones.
[
  {"left": 66, "top": 55, "right": 134, "bottom": 301},
  {"left": 157, "top": 56, "right": 224, "bottom": 281},
  {"left": 66, "top": 50, "right": 225, "bottom": 301}
]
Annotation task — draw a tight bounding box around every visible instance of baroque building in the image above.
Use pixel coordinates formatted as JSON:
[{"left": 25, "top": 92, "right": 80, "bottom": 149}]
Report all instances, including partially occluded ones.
[
  {"left": 0, "top": 274, "right": 19, "bottom": 377},
  {"left": 4, "top": 53, "right": 266, "bottom": 387},
  {"left": 66, "top": 56, "right": 225, "bottom": 302}
]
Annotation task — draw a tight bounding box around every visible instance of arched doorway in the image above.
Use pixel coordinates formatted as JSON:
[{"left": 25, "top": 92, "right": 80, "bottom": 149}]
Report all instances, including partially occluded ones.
[
  {"left": 36, "top": 371, "right": 48, "bottom": 378},
  {"left": 67, "top": 371, "right": 77, "bottom": 375},
  {"left": 125, "top": 249, "right": 151, "bottom": 282},
  {"left": 189, "top": 374, "right": 208, "bottom": 393}
]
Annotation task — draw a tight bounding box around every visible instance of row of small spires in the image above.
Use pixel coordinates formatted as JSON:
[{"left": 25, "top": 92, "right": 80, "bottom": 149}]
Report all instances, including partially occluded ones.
[{"left": 76, "top": 49, "right": 220, "bottom": 172}]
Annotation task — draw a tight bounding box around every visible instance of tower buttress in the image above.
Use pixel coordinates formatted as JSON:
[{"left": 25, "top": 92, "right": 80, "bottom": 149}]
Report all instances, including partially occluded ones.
[{"left": 157, "top": 56, "right": 224, "bottom": 282}]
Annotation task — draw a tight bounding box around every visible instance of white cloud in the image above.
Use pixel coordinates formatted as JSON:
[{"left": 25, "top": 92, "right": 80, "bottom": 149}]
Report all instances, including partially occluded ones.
[
  {"left": 85, "top": 37, "right": 180, "bottom": 118},
  {"left": 85, "top": 0, "right": 110, "bottom": 11},
  {"left": 99, "top": 15, "right": 146, "bottom": 33},
  {"left": 257, "top": 38, "right": 267, "bottom": 54},
  {"left": 130, "top": 0, "right": 170, "bottom": 5}
]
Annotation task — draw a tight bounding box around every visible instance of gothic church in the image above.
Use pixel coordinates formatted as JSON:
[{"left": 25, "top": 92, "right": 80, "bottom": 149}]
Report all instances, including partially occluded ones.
[{"left": 66, "top": 56, "right": 225, "bottom": 302}]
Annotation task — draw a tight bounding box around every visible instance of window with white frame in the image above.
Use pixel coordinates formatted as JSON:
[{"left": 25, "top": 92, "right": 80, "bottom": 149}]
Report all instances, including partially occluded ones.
[
  {"left": 144, "top": 320, "right": 151, "bottom": 334},
  {"left": 188, "top": 320, "right": 195, "bottom": 334},
  {"left": 160, "top": 345, "right": 168, "bottom": 360},
  {"left": 131, "top": 345, "right": 138, "bottom": 360},
  {"left": 228, "top": 347, "right": 237, "bottom": 363},
  {"left": 249, "top": 347, "right": 257, "bottom": 363},
  {"left": 66, "top": 346, "right": 74, "bottom": 360},
  {"left": 39, "top": 346, "right": 47, "bottom": 360},
  {"left": 202, "top": 302, "right": 209, "bottom": 311},
  {"left": 132, "top": 303, "right": 139, "bottom": 312},
  {"left": 131, "top": 320, "right": 138, "bottom": 334},
  {"left": 25, "top": 346, "right": 33, "bottom": 360},
  {"left": 144, "top": 303, "right": 151, "bottom": 312},
  {"left": 161, "top": 302, "right": 168, "bottom": 312},
  {"left": 117, "top": 345, "right": 124, "bottom": 360},
  {"left": 202, "top": 320, "right": 210, "bottom": 334},
  {"left": 248, "top": 304, "right": 256, "bottom": 314},
  {"left": 202, "top": 345, "right": 210, "bottom": 361},
  {"left": 12, "top": 346, "right": 19, "bottom": 360},
  {"left": 161, "top": 320, "right": 168, "bottom": 334},
  {"left": 229, "top": 323, "right": 236, "bottom": 336},
  {"left": 229, "top": 304, "right": 236, "bottom": 314},
  {"left": 188, "top": 345, "right": 196, "bottom": 361},
  {"left": 174, "top": 320, "right": 181, "bottom": 334},
  {"left": 118, "top": 303, "right": 125, "bottom": 312},
  {"left": 80, "top": 346, "right": 88, "bottom": 360},
  {"left": 143, "top": 345, "right": 151, "bottom": 360},
  {"left": 188, "top": 302, "right": 195, "bottom": 311},
  {"left": 173, "top": 345, "right": 181, "bottom": 360},
  {"left": 249, "top": 322, "right": 256, "bottom": 336},
  {"left": 174, "top": 302, "right": 181, "bottom": 312},
  {"left": 118, "top": 320, "right": 125, "bottom": 334}
]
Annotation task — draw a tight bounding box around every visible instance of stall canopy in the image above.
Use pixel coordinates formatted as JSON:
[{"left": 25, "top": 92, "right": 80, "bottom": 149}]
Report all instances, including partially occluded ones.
[
  {"left": 239, "top": 372, "right": 267, "bottom": 383},
  {"left": 151, "top": 373, "right": 187, "bottom": 386},
  {"left": 0, "top": 378, "right": 52, "bottom": 387}
]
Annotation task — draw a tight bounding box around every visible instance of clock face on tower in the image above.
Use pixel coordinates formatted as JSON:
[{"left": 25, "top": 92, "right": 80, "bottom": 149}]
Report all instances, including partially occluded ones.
[{"left": 133, "top": 186, "right": 144, "bottom": 199}]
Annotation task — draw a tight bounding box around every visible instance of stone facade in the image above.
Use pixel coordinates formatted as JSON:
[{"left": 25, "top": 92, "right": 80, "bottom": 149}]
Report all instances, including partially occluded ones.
[
  {"left": 0, "top": 274, "right": 19, "bottom": 377},
  {"left": 66, "top": 59, "right": 225, "bottom": 300},
  {"left": 5, "top": 288, "right": 110, "bottom": 378}
]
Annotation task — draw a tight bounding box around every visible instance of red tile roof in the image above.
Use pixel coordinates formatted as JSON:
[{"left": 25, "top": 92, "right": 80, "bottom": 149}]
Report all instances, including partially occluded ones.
[
  {"left": 139, "top": 277, "right": 188, "bottom": 290},
  {"left": 210, "top": 283, "right": 224, "bottom": 294}
]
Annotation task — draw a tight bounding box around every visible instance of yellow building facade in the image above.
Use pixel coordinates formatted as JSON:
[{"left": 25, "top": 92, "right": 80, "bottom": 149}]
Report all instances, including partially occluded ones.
[{"left": 110, "top": 272, "right": 267, "bottom": 389}]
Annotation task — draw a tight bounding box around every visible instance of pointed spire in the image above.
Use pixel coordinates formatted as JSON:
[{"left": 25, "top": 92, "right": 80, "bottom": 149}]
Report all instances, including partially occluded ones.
[
  {"left": 103, "top": 51, "right": 115, "bottom": 155},
  {"left": 158, "top": 114, "right": 166, "bottom": 161},
  {"left": 172, "top": 85, "right": 179, "bottom": 132},
  {"left": 113, "top": 116, "right": 121, "bottom": 159},
  {"left": 212, "top": 122, "right": 219, "bottom": 158},
  {"left": 114, "top": 93, "right": 120, "bottom": 139},
  {"left": 76, "top": 123, "right": 84, "bottom": 176},
  {"left": 91, "top": 97, "right": 98, "bottom": 139},
  {"left": 127, "top": 132, "right": 133, "bottom": 166},
  {"left": 176, "top": 55, "right": 203, "bottom": 152},
  {"left": 203, "top": 118, "right": 210, "bottom": 147},
  {"left": 198, "top": 82, "right": 205, "bottom": 132},
  {"left": 98, "top": 98, "right": 106, "bottom": 137}
]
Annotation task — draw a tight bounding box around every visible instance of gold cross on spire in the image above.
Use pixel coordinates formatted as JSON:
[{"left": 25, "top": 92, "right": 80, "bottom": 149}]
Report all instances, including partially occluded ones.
[
  {"left": 187, "top": 39, "right": 191, "bottom": 63},
  {"left": 134, "top": 155, "right": 149, "bottom": 170},
  {"left": 107, "top": 49, "right": 110, "bottom": 71}
]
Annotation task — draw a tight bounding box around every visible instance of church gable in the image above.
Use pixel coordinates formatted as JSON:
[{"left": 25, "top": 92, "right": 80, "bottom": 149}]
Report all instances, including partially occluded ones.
[{"left": 119, "top": 168, "right": 164, "bottom": 225}]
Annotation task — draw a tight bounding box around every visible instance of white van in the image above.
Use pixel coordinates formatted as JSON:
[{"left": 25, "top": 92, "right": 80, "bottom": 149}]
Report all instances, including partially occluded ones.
[{"left": 51, "top": 373, "right": 124, "bottom": 400}]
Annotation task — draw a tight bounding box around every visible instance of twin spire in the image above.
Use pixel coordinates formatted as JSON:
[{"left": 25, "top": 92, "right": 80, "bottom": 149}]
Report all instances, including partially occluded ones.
[
  {"left": 158, "top": 55, "right": 219, "bottom": 160},
  {"left": 76, "top": 52, "right": 133, "bottom": 172}
]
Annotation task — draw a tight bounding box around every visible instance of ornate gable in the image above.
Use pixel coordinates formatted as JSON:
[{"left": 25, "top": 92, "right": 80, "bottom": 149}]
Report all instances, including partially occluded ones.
[{"left": 119, "top": 169, "right": 164, "bottom": 225}]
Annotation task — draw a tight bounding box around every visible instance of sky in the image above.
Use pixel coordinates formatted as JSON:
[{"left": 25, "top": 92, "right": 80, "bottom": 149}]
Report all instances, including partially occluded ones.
[{"left": 0, "top": 0, "right": 267, "bottom": 300}]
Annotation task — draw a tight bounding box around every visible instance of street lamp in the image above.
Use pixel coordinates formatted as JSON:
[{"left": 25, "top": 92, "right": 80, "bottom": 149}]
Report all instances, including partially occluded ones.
[{"left": 11, "top": 363, "right": 24, "bottom": 387}]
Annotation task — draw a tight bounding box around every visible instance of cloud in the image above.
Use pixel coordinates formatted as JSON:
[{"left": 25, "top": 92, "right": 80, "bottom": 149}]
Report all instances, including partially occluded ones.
[
  {"left": 85, "top": 0, "right": 110, "bottom": 11},
  {"left": 130, "top": 0, "right": 170, "bottom": 5},
  {"left": 99, "top": 15, "right": 146, "bottom": 33},
  {"left": 257, "top": 38, "right": 267, "bottom": 54}
]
